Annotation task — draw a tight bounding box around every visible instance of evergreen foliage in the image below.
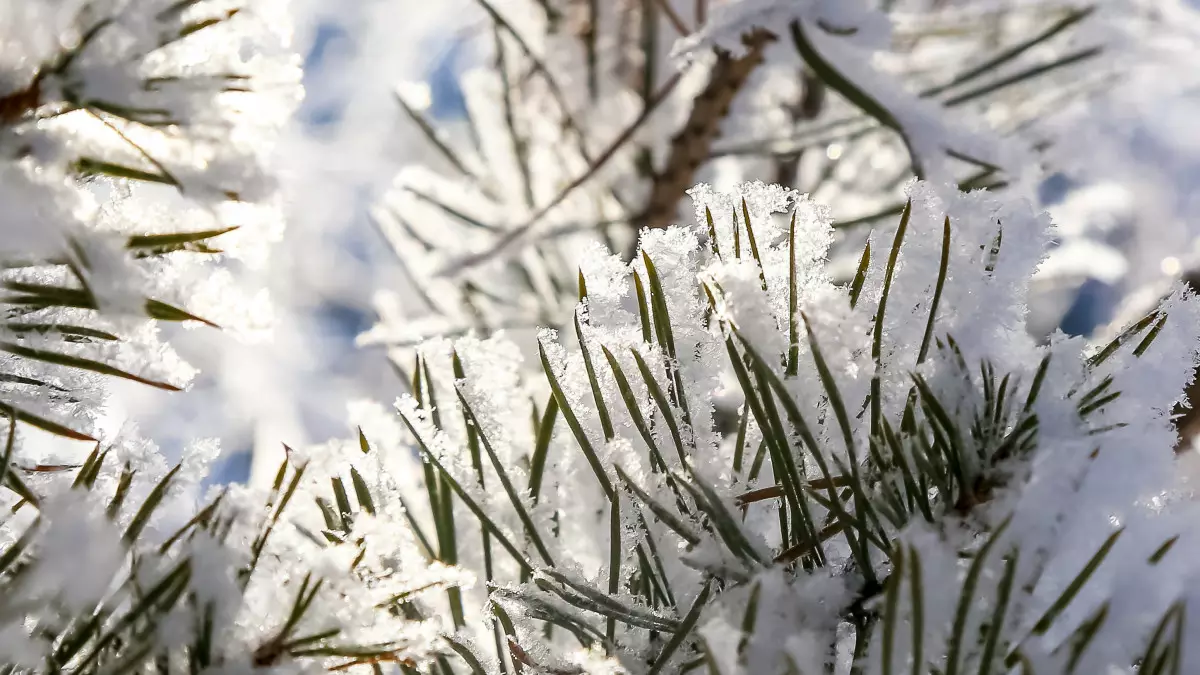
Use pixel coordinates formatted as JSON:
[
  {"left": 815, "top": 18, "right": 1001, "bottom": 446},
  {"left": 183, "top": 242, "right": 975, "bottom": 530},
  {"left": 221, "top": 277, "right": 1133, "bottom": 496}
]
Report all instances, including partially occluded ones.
[
  {"left": 333, "top": 181, "right": 1200, "bottom": 674},
  {"left": 0, "top": 1, "right": 1199, "bottom": 673}
]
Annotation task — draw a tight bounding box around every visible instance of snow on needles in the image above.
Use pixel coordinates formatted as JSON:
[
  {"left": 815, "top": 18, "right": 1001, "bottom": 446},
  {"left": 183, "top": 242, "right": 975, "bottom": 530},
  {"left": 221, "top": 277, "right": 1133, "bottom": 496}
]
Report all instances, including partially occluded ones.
[
  {"left": 672, "top": 0, "right": 1032, "bottom": 185},
  {"left": 1, "top": 174, "right": 1196, "bottom": 670},
  {"left": 333, "top": 180, "right": 1200, "bottom": 673},
  {"left": 0, "top": 0, "right": 301, "bottom": 437}
]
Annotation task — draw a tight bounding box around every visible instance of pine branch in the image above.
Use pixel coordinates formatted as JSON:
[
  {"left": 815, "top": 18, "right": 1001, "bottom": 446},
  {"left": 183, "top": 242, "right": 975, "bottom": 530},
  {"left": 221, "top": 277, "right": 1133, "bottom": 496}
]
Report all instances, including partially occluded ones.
[{"left": 639, "top": 29, "right": 775, "bottom": 230}]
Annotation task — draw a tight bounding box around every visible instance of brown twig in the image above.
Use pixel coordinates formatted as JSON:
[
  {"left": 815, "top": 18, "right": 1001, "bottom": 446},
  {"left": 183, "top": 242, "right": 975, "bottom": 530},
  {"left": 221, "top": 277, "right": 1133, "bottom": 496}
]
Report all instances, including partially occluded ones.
[
  {"left": 638, "top": 29, "right": 776, "bottom": 230},
  {"left": 774, "top": 521, "right": 843, "bottom": 564},
  {"left": 0, "top": 77, "right": 41, "bottom": 124},
  {"left": 735, "top": 475, "right": 851, "bottom": 507},
  {"left": 736, "top": 484, "right": 785, "bottom": 506},
  {"left": 444, "top": 26, "right": 775, "bottom": 271}
]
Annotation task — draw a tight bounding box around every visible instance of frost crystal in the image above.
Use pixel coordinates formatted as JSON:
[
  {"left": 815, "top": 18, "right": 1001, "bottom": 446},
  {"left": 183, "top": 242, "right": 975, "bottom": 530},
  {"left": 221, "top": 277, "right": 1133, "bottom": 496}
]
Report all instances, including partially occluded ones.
[
  {"left": 0, "top": 0, "right": 301, "bottom": 440},
  {"left": 335, "top": 180, "right": 1200, "bottom": 673}
]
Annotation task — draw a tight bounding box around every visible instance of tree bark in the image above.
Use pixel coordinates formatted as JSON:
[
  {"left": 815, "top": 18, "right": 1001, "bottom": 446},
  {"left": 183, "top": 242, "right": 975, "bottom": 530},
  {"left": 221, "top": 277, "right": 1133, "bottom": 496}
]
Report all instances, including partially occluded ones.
[{"left": 639, "top": 29, "right": 776, "bottom": 230}]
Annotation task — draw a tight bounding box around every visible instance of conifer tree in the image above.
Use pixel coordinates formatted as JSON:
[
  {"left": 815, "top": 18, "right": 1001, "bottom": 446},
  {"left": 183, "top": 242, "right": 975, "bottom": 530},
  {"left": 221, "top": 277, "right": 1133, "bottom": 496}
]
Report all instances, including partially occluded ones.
[
  {"left": 368, "top": 0, "right": 1196, "bottom": 350},
  {"left": 336, "top": 180, "right": 1200, "bottom": 674},
  {"left": 0, "top": 2, "right": 432, "bottom": 669},
  {"left": 340, "top": 2, "right": 1200, "bottom": 673},
  {"left": 1, "top": 0, "right": 1200, "bottom": 673}
]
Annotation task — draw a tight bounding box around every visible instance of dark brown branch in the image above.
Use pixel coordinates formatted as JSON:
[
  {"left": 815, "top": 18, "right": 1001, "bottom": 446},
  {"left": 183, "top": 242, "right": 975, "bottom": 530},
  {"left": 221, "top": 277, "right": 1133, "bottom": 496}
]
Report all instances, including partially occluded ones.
[
  {"left": 0, "top": 78, "right": 41, "bottom": 124},
  {"left": 637, "top": 29, "right": 776, "bottom": 231}
]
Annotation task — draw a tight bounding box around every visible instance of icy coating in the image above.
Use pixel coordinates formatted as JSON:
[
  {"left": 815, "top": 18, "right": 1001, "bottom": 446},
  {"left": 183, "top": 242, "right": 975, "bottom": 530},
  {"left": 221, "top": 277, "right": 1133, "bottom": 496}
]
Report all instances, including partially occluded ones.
[{"left": 332, "top": 181, "right": 1200, "bottom": 673}]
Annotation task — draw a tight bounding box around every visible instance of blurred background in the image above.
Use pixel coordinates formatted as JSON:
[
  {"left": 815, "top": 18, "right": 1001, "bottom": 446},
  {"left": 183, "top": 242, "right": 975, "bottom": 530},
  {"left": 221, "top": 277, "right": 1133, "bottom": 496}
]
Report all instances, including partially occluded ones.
[{"left": 105, "top": 0, "right": 1200, "bottom": 483}]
